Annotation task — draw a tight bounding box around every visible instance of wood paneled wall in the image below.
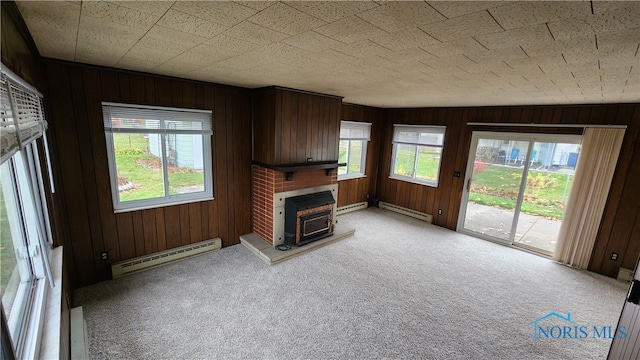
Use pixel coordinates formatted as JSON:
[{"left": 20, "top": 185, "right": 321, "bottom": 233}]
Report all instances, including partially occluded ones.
[
  {"left": 378, "top": 107, "right": 468, "bottom": 228},
  {"left": 1, "top": 2, "right": 42, "bottom": 90},
  {"left": 337, "top": 104, "right": 383, "bottom": 208},
  {"left": 27, "top": 59, "right": 640, "bottom": 286},
  {"left": 253, "top": 87, "right": 342, "bottom": 165},
  {"left": 376, "top": 104, "right": 640, "bottom": 278},
  {"left": 42, "top": 60, "right": 252, "bottom": 288}
]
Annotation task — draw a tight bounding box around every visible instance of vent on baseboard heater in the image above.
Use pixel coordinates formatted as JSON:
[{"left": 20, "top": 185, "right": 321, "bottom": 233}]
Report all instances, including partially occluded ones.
[
  {"left": 379, "top": 202, "right": 433, "bottom": 223},
  {"left": 111, "top": 238, "right": 221, "bottom": 279},
  {"left": 336, "top": 202, "right": 368, "bottom": 215}
]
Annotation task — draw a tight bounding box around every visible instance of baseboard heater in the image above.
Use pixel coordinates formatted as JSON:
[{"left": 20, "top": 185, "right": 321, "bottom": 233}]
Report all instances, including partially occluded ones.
[
  {"left": 379, "top": 202, "right": 433, "bottom": 223},
  {"left": 111, "top": 238, "right": 221, "bottom": 279},
  {"left": 618, "top": 267, "right": 634, "bottom": 282},
  {"left": 71, "top": 307, "right": 89, "bottom": 360},
  {"left": 336, "top": 202, "right": 368, "bottom": 215}
]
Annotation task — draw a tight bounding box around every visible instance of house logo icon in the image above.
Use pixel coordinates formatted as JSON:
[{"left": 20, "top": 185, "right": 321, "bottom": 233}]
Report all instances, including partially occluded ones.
[{"left": 529, "top": 312, "right": 575, "bottom": 342}]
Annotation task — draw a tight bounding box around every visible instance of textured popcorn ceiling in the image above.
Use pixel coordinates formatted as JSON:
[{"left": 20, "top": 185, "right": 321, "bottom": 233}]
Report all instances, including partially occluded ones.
[{"left": 15, "top": 1, "right": 640, "bottom": 107}]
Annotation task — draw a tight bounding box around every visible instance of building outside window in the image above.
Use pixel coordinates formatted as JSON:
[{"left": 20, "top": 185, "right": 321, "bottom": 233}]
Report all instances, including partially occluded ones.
[
  {"left": 102, "top": 103, "right": 213, "bottom": 212},
  {"left": 390, "top": 125, "right": 446, "bottom": 187},
  {"left": 338, "top": 121, "right": 371, "bottom": 180}
]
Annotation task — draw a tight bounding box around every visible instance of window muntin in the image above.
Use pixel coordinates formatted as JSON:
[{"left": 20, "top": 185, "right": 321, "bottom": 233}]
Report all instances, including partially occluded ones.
[
  {"left": 391, "top": 125, "right": 445, "bottom": 187},
  {"left": 102, "top": 103, "right": 213, "bottom": 212},
  {"left": 338, "top": 121, "right": 371, "bottom": 180}
]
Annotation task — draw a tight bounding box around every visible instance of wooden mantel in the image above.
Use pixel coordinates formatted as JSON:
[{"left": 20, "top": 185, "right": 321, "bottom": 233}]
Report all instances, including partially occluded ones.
[{"left": 252, "top": 161, "right": 346, "bottom": 181}]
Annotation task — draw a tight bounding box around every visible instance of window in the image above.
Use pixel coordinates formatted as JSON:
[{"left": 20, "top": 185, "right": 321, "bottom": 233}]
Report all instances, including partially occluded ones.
[
  {"left": 1, "top": 66, "right": 54, "bottom": 359},
  {"left": 390, "top": 125, "right": 446, "bottom": 187},
  {"left": 1, "top": 159, "right": 34, "bottom": 354},
  {"left": 338, "top": 121, "right": 371, "bottom": 180},
  {"left": 102, "top": 103, "right": 213, "bottom": 212}
]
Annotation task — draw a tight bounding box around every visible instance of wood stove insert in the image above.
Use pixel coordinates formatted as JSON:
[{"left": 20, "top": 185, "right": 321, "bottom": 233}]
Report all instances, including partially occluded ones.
[{"left": 284, "top": 191, "right": 335, "bottom": 246}]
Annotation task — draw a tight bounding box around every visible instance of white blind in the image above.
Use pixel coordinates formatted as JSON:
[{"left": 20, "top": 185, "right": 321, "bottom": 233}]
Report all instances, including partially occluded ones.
[
  {"left": 393, "top": 125, "right": 445, "bottom": 146},
  {"left": 103, "top": 102, "right": 212, "bottom": 135},
  {"left": 340, "top": 121, "right": 371, "bottom": 140},
  {"left": 1, "top": 72, "right": 47, "bottom": 163}
]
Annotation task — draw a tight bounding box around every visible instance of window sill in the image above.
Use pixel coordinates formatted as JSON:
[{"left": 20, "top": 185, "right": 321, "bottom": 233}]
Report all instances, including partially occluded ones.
[
  {"left": 389, "top": 175, "right": 438, "bottom": 188},
  {"left": 338, "top": 174, "right": 367, "bottom": 181},
  {"left": 114, "top": 196, "right": 215, "bottom": 213},
  {"left": 39, "top": 246, "right": 64, "bottom": 359}
]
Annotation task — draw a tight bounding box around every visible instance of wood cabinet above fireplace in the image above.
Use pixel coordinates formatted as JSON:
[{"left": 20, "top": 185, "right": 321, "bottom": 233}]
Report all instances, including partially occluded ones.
[{"left": 253, "top": 86, "right": 342, "bottom": 166}]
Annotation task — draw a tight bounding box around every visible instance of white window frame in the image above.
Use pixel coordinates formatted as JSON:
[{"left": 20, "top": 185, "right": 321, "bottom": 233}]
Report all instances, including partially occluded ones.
[
  {"left": 390, "top": 124, "right": 446, "bottom": 187},
  {"left": 338, "top": 121, "right": 371, "bottom": 180},
  {"left": 1, "top": 64, "right": 55, "bottom": 360},
  {"left": 1, "top": 159, "right": 36, "bottom": 351},
  {"left": 102, "top": 102, "right": 214, "bottom": 213},
  {"left": 11, "top": 148, "right": 52, "bottom": 358}
]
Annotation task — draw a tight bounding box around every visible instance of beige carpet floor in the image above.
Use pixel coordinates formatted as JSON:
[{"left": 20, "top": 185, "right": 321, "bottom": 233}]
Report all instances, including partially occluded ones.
[{"left": 74, "top": 207, "right": 627, "bottom": 359}]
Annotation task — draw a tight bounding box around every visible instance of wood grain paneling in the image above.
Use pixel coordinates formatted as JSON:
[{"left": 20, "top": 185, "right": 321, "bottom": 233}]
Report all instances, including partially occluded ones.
[
  {"left": 253, "top": 87, "right": 342, "bottom": 165},
  {"left": 252, "top": 87, "right": 275, "bottom": 164},
  {"left": 373, "top": 104, "right": 640, "bottom": 278},
  {"left": 155, "top": 207, "right": 167, "bottom": 252},
  {"left": 142, "top": 210, "right": 157, "bottom": 254},
  {"left": 45, "top": 62, "right": 97, "bottom": 286},
  {"left": 42, "top": 60, "right": 252, "bottom": 288},
  {"left": 1, "top": 2, "right": 42, "bottom": 89},
  {"left": 32, "top": 61, "right": 640, "bottom": 288},
  {"left": 337, "top": 104, "right": 383, "bottom": 208}
]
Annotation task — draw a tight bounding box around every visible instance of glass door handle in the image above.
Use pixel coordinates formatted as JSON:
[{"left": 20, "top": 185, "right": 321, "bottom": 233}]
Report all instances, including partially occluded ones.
[{"left": 467, "top": 178, "right": 472, "bottom": 192}]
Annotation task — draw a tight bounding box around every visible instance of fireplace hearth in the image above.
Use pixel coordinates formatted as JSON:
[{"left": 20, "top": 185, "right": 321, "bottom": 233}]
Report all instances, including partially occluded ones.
[{"left": 284, "top": 191, "right": 335, "bottom": 247}]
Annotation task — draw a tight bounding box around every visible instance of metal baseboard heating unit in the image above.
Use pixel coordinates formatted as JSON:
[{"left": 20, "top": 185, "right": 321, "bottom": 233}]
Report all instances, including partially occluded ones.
[
  {"left": 618, "top": 267, "right": 634, "bottom": 282},
  {"left": 336, "top": 202, "right": 368, "bottom": 215},
  {"left": 379, "top": 202, "right": 433, "bottom": 223},
  {"left": 71, "top": 307, "right": 89, "bottom": 360},
  {"left": 111, "top": 238, "right": 221, "bottom": 279}
]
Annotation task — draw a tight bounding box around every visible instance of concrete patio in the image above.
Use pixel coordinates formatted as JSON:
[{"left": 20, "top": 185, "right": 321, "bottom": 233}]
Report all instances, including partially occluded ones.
[{"left": 463, "top": 202, "right": 562, "bottom": 253}]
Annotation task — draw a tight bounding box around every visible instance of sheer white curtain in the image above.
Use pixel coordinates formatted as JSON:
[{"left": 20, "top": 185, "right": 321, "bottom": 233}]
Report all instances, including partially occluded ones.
[{"left": 553, "top": 127, "right": 625, "bottom": 268}]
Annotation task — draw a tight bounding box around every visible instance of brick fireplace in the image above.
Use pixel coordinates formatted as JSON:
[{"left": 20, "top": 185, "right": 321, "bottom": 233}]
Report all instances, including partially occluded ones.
[{"left": 252, "top": 164, "right": 338, "bottom": 246}]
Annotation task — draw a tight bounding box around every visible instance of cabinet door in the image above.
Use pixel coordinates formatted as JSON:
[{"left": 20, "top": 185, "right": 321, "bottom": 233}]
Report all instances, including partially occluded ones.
[{"left": 275, "top": 89, "right": 341, "bottom": 165}]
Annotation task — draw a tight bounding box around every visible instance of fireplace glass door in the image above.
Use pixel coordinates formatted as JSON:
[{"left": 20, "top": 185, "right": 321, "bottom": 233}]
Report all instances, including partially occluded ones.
[{"left": 301, "top": 210, "right": 332, "bottom": 238}]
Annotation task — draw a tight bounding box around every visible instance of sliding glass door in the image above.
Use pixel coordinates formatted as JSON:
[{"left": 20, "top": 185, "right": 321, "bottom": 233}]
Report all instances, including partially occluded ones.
[
  {"left": 461, "top": 136, "right": 529, "bottom": 241},
  {"left": 458, "top": 132, "right": 582, "bottom": 254},
  {"left": 512, "top": 141, "right": 580, "bottom": 252}
]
